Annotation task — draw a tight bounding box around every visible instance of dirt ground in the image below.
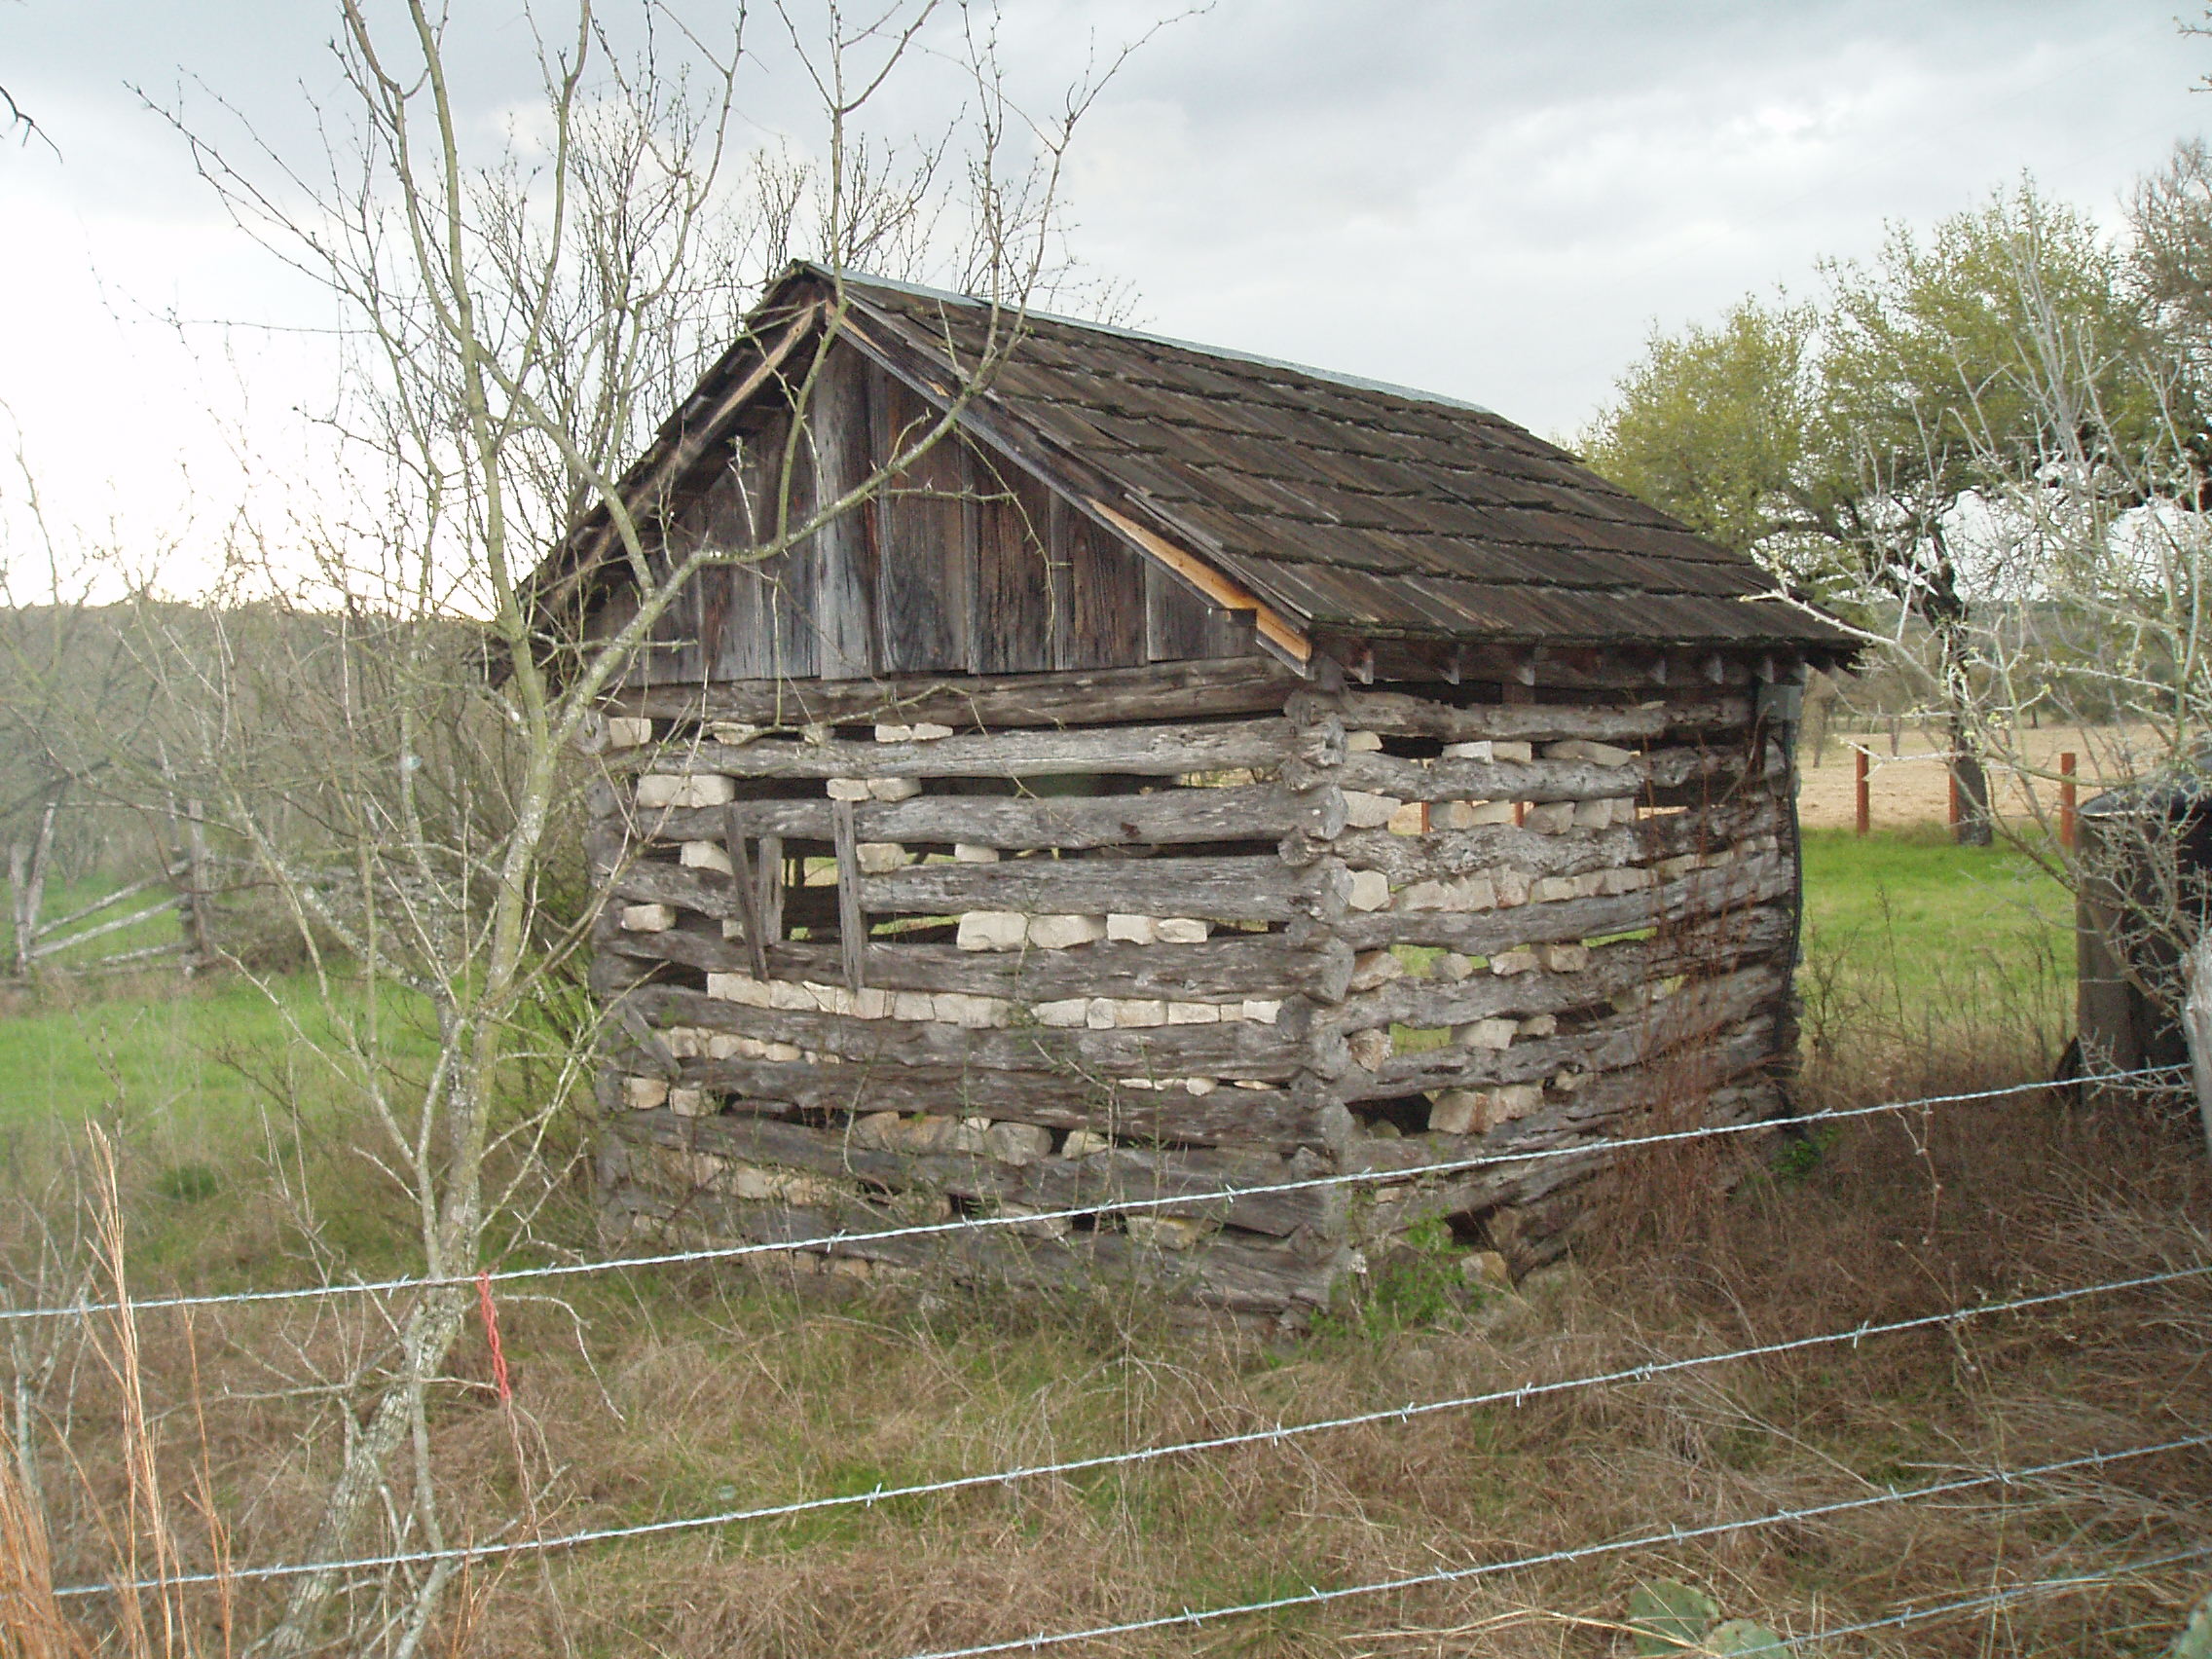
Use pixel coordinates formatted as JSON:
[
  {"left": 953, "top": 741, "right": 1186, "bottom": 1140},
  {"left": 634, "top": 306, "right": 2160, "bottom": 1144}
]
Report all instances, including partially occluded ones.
[{"left": 1795, "top": 725, "right": 2156, "bottom": 831}]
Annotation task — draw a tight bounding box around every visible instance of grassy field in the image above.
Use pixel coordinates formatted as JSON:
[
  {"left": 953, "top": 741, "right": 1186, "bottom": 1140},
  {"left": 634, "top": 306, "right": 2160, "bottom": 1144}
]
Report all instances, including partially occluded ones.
[{"left": 3, "top": 833, "right": 2206, "bottom": 1657}]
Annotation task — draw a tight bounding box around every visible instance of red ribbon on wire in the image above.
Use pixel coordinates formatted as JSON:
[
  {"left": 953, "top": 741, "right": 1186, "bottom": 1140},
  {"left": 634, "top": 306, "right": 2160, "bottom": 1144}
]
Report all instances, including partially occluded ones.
[{"left": 475, "top": 1268, "right": 513, "bottom": 1406}]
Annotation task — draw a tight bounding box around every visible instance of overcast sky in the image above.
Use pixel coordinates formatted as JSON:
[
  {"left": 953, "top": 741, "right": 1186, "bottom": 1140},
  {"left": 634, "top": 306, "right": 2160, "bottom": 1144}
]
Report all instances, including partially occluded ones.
[{"left": 1, "top": 0, "right": 2204, "bottom": 588}]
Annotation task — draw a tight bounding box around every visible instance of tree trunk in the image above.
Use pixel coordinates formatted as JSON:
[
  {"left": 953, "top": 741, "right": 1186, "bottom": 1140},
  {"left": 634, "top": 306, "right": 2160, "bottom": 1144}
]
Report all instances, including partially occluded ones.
[{"left": 2186, "top": 935, "right": 2212, "bottom": 1164}]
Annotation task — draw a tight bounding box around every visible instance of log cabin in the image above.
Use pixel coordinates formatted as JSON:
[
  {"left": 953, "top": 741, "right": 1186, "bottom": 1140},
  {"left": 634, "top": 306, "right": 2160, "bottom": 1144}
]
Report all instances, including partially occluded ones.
[{"left": 531, "top": 263, "right": 1856, "bottom": 1321}]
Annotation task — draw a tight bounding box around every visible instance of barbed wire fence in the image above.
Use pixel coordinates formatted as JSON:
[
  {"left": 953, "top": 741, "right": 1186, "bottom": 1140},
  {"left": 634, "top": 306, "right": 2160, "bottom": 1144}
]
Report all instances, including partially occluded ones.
[{"left": 10, "top": 1064, "right": 2210, "bottom": 1651}]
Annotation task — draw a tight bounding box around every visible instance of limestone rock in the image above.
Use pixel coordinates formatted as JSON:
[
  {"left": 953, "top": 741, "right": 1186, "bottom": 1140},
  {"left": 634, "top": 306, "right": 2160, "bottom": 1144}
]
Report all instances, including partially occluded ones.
[
  {"left": 1517, "top": 1013, "right": 1559, "bottom": 1038},
  {"left": 1348, "top": 949, "right": 1405, "bottom": 991},
  {"left": 1028, "top": 913, "right": 1107, "bottom": 949},
  {"left": 1345, "top": 728, "right": 1384, "bottom": 752},
  {"left": 1435, "top": 952, "right": 1475, "bottom": 981},
  {"left": 1061, "top": 1129, "right": 1112, "bottom": 1157},
  {"left": 1155, "top": 917, "right": 1211, "bottom": 943},
  {"left": 1454, "top": 1017, "right": 1517, "bottom": 1051},
  {"left": 1489, "top": 947, "right": 1539, "bottom": 976},
  {"left": 1538, "top": 943, "right": 1591, "bottom": 973},
  {"left": 619, "top": 903, "right": 676, "bottom": 932},
  {"left": 706, "top": 722, "right": 761, "bottom": 746},
  {"left": 826, "top": 777, "right": 870, "bottom": 801},
  {"left": 1106, "top": 913, "right": 1158, "bottom": 943},
  {"left": 606, "top": 716, "right": 654, "bottom": 749},
  {"left": 1346, "top": 869, "right": 1392, "bottom": 911},
  {"left": 1384, "top": 800, "right": 1428, "bottom": 835},
  {"left": 622, "top": 1076, "right": 670, "bottom": 1111},
  {"left": 1441, "top": 739, "right": 1493, "bottom": 760},
  {"left": 953, "top": 842, "right": 1000, "bottom": 863},
  {"left": 985, "top": 1122, "right": 1052, "bottom": 1165},
  {"left": 957, "top": 910, "right": 1029, "bottom": 951},
  {"left": 1545, "top": 738, "right": 1636, "bottom": 767},
  {"left": 1113, "top": 999, "right": 1168, "bottom": 1028},
  {"left": 1344, "top": 791, "right": 1403, "bottom": 829},
  {"left": 857, "top": 842, "right": 908, "bottom": 873},
  {"left": 891, "top": 990, "right": 938, "bottom": 1021},
  {"left": 1522, "top": 801, "right": 1575, "bottom": 834},
  {"left": 1346, "top": 1027, "right": 1393, "bottom": 1070},
  {"left": 668, "top": 1087, "right": 711, "bottom": 1119},
  {"left": 1032, "top": 997, "right": 1089, "bottom": 1027},
  {"left": 636, "top": 773, "right": 734, "bottom": 810},
  {"left": 1126, "top": 1214, "right": 1216, "bottom": 1250},
  {"left": 867, "top": 776, "right": 923, "bottom": 802},
  {"left": 1167, "top": 1001, "right": 1222, "bottom": 1023},
  {"left": 680, "top": 840, "right": 734, "bottom": 875},
  {"left": 853, "top": 1110, "right": 903, "bottom": 1149},
  {"left": 910, "top": 721, "right": 955, "bottom": 741},
  {"left": 1490, "top": 741, "right": 1534, "bottom": 762}
]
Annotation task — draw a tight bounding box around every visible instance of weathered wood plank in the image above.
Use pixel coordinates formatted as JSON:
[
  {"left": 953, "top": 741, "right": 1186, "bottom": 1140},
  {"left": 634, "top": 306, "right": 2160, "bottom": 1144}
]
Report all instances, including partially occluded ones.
[
  {"left": 1296, "top": 741, "right": 1761, "bottom": 805},
  {"left": 610, "top": 657, "right": 1303, "bottom": 729},
  {"left": 636, "top": 716, "right": 1297, "bottom": 781},
  {"left": 872, "top": 369, "right": 973, "bottom": 673},
  {"left": 809, "top": 346, "right": 879, "bottom": 679},
  {"left": 607, "top": 1109, "right": 1336, "bottom": 1235},
  {"left": 1335, "top": 852, "right": 1791, "bottom": 953},
  {"left": 599, "top": 920, "right": 1344, "bottom": 1003},
  {"left": 642, "top": 783, "right": 1335, "bottom": 851},
  {"left": 1325, "top": 795, "right": 1779, "bottom": 884},
  {"left": 1286, "top": 688, "right": 1753, "bottom": 744},
  {"left": 1054, "top": 492, "right": 1148, "bottom": 670},
  {"left": 627, "top": 983, "right": 1307, "bottom": 1077},
  {"left": 970, "top": 450, "right": 1057, "bottom": 675},
  {"left": 863, "top": 854, "right": 1340, "bottom": 923}
]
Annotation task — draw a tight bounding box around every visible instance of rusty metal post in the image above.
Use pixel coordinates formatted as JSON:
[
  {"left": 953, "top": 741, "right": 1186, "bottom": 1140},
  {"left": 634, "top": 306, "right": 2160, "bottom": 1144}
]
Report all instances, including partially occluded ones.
[
  {"left": 2058, "top": 752, "right": 2078, "bottom": 851},
  {"left": 1854, "top": 748, "right": 1869, "bottom": 836}
]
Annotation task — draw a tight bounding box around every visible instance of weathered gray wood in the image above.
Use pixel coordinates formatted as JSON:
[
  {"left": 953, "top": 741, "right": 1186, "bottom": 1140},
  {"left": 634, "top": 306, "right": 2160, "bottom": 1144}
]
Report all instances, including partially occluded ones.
[
  {"left": 872, "top": 369, "right": 974, "bottom": 672},
  {"left": 1324, "top": 903, "right": 1792, "bottom": 1034},
  {"left": 602, "top": 1179, "right": 1346, "bottom": 1311},
  {"left": 615, "top": 1050, "right": 1349, "bottom": 1149},
  {"left": 2187, "top": 934, "right": 2212, "bottom": 1161},
  {"left": 863, "top": 854, "right": 1342, "bottom": 923},
  {"left": 599, "top": 920, "right": 1342, "bottom": 1003},
  {"left": 1286, "top": 689, "right": 1754, "bottom": 744},
  {"left": 627, "top": 984, "right": 1308, "bottom": 1078},
  {"left": 1345, "top": 966, "right": 1786, "bottom": 1099},
  {"left": 608, "top": 1109, "right": 1336, "bottom": 1235},
  {"left": 1296, "top": 741, "right": 1757, "bottom": 806},
  {"left": 1325, "top": 795, "right": 1780, "bottom": 886},
  {"left": 637, "top": 716, "right": 1296, "bottom": 782},
  {"left": 721, "top": 805, "right": 768, "bottom": 978},
  {"left": 830, "top": 797, "right": 866, "bottom": 992},
  {"left": 757, "top": 833, "right": 786, "bottom": 942},
  {"left": 609, "top": 657, "right": 1303, "bottom": 731},
  {"left": 644, "top": 783, "right": 1337, "bottom": 851},
  {"left": 1335, "top": 852, "right": 1790, "bottom": 953}
]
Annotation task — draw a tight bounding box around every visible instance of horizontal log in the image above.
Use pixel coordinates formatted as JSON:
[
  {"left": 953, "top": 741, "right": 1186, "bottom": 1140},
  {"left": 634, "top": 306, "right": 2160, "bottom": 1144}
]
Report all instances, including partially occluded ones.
[
  {"left": 863, "top": 855, "right": 1339, "bottom": 923},
  {"left": 1327, "top": 795, "right": 1781, "bottom": 885},
  {"left": 634, "top": 717, "right": 1298, "bottom": 783},
  {"left": 608, "top": 1109, "right": 1337, "bottom": 1236},
  {"left": 610, "top": 658, "right": 1303, "bottom": 731},
  {"left": 599, "top": 919, "right": 1346, "bottom": 1004},
  {"left": 1346, "top": 965, "right": 1787, "bottom": 1100},
  {"left": 1335, "top": 851, "right": 1790, "bottom": 953},
  {"left": 637, "top": 784, "right": 1337, "bottom": 851},
  {"left": 625, "top": 984, "right": 1307, "bottom": 1079},
  {"left": 610, "top": 1053, "right": 1350, "bottom": 1150},
  {"left": 1287, "top": 689, "right": 1753, "bottom": 744},
  {"left": 607, "top": 859, "right": 839, "bottom": 929},
  {"left": 1301, "top": 742, "right": 1759, "bottom": 806},
  {"left": 601, "top": 1181, "right": 1347, "bottom": 1312},
  {"left": 1324, "top": 903, "right": 1792, "bottom": 1034}
]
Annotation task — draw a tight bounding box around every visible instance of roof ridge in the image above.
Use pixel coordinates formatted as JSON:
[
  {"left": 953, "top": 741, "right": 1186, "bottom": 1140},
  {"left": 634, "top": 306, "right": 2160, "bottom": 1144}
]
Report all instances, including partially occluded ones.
[{"left": 796, "top": 261, "right": 1498, "bottom": 419}]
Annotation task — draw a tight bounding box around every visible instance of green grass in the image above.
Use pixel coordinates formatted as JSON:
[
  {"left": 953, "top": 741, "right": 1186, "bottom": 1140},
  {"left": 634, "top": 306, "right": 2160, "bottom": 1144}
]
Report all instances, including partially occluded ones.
[{"left": 0, "top": 874, "right": 187, "bottom": 969}]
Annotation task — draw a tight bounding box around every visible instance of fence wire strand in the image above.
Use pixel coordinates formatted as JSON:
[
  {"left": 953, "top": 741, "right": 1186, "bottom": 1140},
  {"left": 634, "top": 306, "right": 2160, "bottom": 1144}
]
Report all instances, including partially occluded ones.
[
  {"left": 6, "top": 1067, "right": 2182, "bottom": 1327},
  {"left": 49, "top": 1261, "right": 2209, "bottom": 1599}
]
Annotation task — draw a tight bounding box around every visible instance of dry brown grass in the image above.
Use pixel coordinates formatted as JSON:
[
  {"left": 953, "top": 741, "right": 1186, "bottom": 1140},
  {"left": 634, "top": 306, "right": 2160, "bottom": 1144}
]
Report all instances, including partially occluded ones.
[{"left": 6, "top": 1040, "right": 2209, "bottom": 1657}]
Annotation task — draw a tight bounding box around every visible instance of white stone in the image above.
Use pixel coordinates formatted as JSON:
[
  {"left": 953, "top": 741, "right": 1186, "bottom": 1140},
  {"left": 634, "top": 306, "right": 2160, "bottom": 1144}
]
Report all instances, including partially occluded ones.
[
  {"left": 1384, "top": 801, "right": 1428, "bottom": 835},
  {"left": 707, "top": 722, "right": 762, "bottom": 746},
  {"left": 1546, "top": 738, "right": 1637, "bottom": 767},
  {"left": 622, "top": 1076, "right": 670, "bottom": 1111},
  {"left": 1155, "top": 917, "right": 1211, "bottom": 943},
  {"left": 1490, "top": 947, "right": 1539, "bottom": 977},
  {"left": 1348, "top": 949, "right": 1405, "bottom": 991},
  {"left": 1345, "top": 728, "right": 1385, "bottom": 752},
  {"left": 957, "top": 910, "right": 1029, "bottom": 951},
  {"left": 1656, "top": 854, "right": 1702, "bottom": 880},
  {"left": 1395, "top": 879, "right": 1456, "bottom": 911},
  {"left": 1114, "top": 999, "right": 1168, "bottom": 1028},
  {"left": 680, "top": 840, "right": 734, "bottom": 876},
  {"left": 1061, "top": 1129, "right": 1112, "bottom": 1158},
  {"left": 1240, "top": 999, "right": 1283, "bottom": 1025},
  {"left": 660, "top": 1026, "right": 704, "bottom": 1059},
  {"left": 1530, "top": 876, "right": 1578, "bottom": 903},
  {"left": 704, "top": 1034, "right": 747, "bottom": 1060},
  {"left": 826, "top": 777, "right": 870, "bottom": 801},
  {"left": 1492, "top": 868, "right": 1531, "bottom": 906},
  {"left": 668, "top": 1087, "right": 711, "bottom": 1119},
  {"left": 1085, "top": 998, "right": 1118, "bottom": 1030},
  {"left": 1184, "top": 1076, "right": 1218, "bottom": 1094},
  {"left": 1032, "top": 997, "right": 1089, "bottom": 1027},
  {"left": 1126, "top": 1214, "right": 1215, "bottom": 1250},
  {"left": 852, "top": 1111, "right": 903, "bottom": 1150},
  {"left": 1538, "top": 943, "right": 1591, "bottom": 973},
  {"left": 1346, "top": 1027, "right": 1393, "bottom": 1070},
  {"left": 951, "top": 1119, "right": 992, "bottom": 1154},
  {"left": 1519, "top": 1014, "right": 1559, "bottom": 1038},
  {"left": 867, "top": 777, "right": 923, "bottom": 802},
  {"left": 1106, "top": 913, "right": 1159, "bottom": 944},
  {"left": 1552, "top": 1069, "right": 1588, "bottom": 1093},
  {"left": 705, "top": 973, "right": 763, "bottom": 1006},
  {"left": 1522, "top": 801, "right": 1576, "bottom": 834},
  {"left": 1441, "top": 739, "right": 1493, "bottom": 760},
  {"left": 1027, "top": 913, "right": 1107, "bottom": 949},
  {"left": 1429, "top": 800, "right": 1478, "bottom": 830},
  {"left": 1167, "top": 1002, "right": 1221, "bottom": 1024},
  {"left": 1346, "top": 869, "right": 1392, "bottom": 911},
  {"left": 1466, "top": 800, "right": 1520, "bottom": 827},
  {"left": 901, "top": 1115, "right": 956, "bottom": 1153},
  {"left": 1570, "top": 871, "right": 1606, "bottom": 897},
  {"left": 1343, "top": 791, "right": 1403, "bottom": 829},
  {"left": 1491, "top": 741, "right": 1534, "bottom": 762},
  {"left": 1454, "top": 1017, "right": 1518, "bottom": 1051},
  {"left": 857, "top": 842, "right": 908, "bottom": 874},
  {"left": 891, "top": 991, "right": 938, "bottom": 1021},
  {"left": 767, "top": 980, "right": 815, "bottom": 1011},
  {"left": 1570, "top": 798, "right": 1618, "bottom": 830},
  {"left": 636, "top": 772, "right": 735, "bottom": 810},
  {"left": 761, "top": 1041, "right": 802, "bottom": 1062},
  {"left": 873, "top": 723, "right": 913, "bottom": 743},
  {"left": 1232, "top": 1080, "right": 1275, "bottom": 1090},
  {"left": 935, "top": 993, "right": 1011, "bottom": 1028},
  {"left": 854, "top": 988, "right": 891, "bottom": 1020},
  {"left": 985, "top": 1122, "right": 1052, "bottom": 1165},
  {"left": 1435, "top": 952, "right": 1475, "bottom": 981},
  {"left": 910, "top": 722, "right": 955, "bottom": 741},
  {"left": 619, "top": 903, "right": 676, "bottom": 933},
  {"left": 1427, "top": 1083, "right": 1544, "bottom": 1135},
  {"left": 953, "top": 843, "right": 1001, "bottom": 862},
  {"left": 606, "top": 717, "right": 654, "bottom": 749},
  {"left": 1215, "top": 1002, "right": 1246, "bottom": 1021}
]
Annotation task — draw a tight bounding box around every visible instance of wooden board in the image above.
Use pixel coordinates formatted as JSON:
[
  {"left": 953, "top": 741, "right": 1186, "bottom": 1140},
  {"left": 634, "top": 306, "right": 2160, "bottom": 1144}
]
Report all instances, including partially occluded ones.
[
  {"left": 1053, "top": 494, "right": 1147, "bottom": 670},
  {"left": 872, "top": 369, "right": 973, "bottom": 672},
  {"left": 807, "top": 346, "right": 879, "bottom": 679},
  {"left": 970, "top": 449, "right": 1058, "bottom": 675}
]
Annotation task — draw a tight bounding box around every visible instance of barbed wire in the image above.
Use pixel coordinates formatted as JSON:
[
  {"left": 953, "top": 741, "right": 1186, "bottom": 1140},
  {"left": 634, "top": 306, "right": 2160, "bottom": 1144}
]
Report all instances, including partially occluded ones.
[
  {"left": 7, "top": 1067, "right": 2181, "bottom": 1327},
  {"left": 50, "top": 1260, "right": 2209, "bottom": 1599},
  {"left": 882, "top": 1436, "right": 2212, "bottom": 1659},
  {"left": 1779, "top": 1541, "right": 2212, "bottom": 1648}
]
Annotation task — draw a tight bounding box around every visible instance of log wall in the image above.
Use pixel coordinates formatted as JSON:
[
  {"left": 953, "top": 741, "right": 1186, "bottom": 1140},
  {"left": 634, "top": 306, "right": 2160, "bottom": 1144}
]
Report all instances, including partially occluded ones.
[{"left": 588, "top": 657, "right": 1803, "bottom": 1320}]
